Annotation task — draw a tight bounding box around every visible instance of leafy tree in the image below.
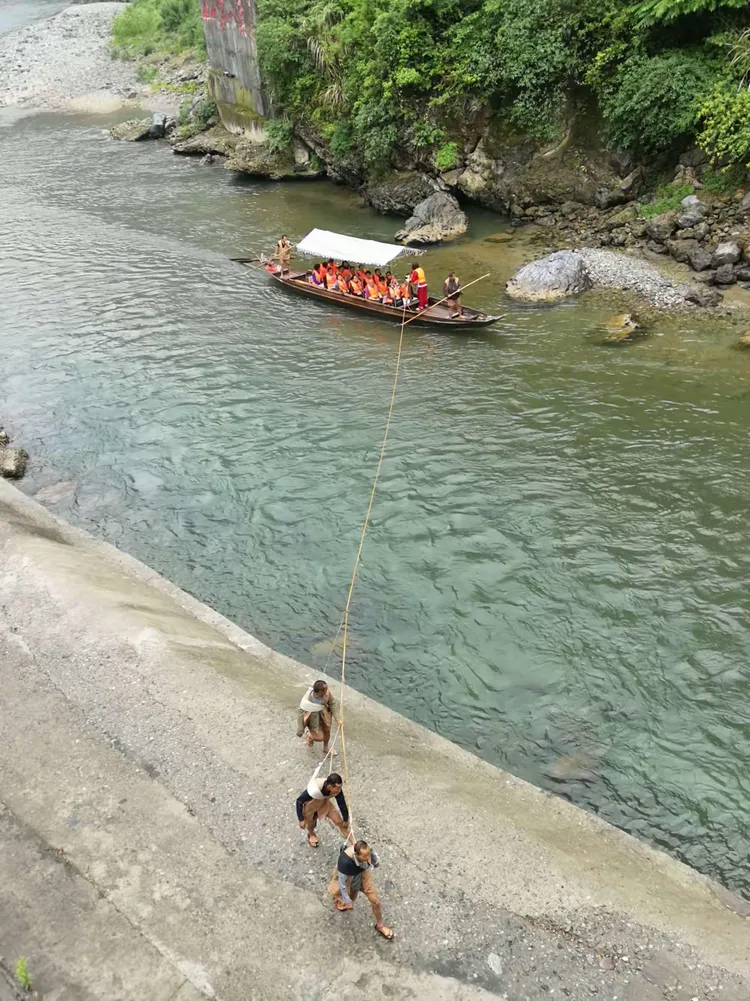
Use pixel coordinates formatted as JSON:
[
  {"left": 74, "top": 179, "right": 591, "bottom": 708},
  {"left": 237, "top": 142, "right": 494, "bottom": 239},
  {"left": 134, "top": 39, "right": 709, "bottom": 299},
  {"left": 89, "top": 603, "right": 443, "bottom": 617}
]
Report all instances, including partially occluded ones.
[{"left": 599, "top": 49, "right": 723, "bottom": 156}]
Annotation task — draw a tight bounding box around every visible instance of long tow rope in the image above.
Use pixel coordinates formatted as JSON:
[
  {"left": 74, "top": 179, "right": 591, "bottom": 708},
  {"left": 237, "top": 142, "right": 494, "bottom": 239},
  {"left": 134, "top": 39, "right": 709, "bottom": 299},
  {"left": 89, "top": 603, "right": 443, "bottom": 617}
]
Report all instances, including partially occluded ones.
[
  {"left": 238, "top": 252, "right": 493, "bottom": 837},
  {"left": 333, "top": 271, "right": 491, "bottom": 840}
]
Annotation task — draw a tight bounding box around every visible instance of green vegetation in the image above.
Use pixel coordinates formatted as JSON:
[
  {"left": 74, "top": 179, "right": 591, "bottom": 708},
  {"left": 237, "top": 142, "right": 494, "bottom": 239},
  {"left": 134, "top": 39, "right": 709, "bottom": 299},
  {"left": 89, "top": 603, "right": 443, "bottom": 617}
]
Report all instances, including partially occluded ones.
[
  {"left": 15, "top": 958, "right": 31, "bottom": 992},
  {"left": 112, "top": 0, "right": 205, "bottom": 60},
  {"left": 265, "top": 118, "right": 295, "bottom": 153},
  {"left": 701, "top": 162, "right": 749, "bottom": 192},
  {"left": 638, "top": 182, "right": 694, "bottom": 218},
  {"left": 254, "top": 0, "right": 750, "bottom": 175},
  {"left": 435, "top": 141, "right": 459, "bottom": 171}
]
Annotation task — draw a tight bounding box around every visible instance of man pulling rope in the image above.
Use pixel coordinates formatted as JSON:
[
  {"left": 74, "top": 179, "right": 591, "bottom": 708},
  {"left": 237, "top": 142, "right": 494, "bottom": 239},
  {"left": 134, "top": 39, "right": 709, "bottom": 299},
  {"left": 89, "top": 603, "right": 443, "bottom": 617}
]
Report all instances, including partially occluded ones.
[
  {"left": 297, "top": 679, "right": 341, "bottom": 757},
  {"left": 295, "top": 771, "right": 350, "bottom": 848}
]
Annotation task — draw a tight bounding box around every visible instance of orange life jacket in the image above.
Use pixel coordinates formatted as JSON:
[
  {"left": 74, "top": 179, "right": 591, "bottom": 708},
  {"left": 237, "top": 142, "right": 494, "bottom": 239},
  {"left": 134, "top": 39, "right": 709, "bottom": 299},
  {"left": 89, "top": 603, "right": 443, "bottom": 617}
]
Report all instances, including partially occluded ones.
[
  {"left": 350, "top": 277, "right": 362, "bottom": 295},
  {"left": 411, "top": 267, "right": 426, "bottom": 286}
]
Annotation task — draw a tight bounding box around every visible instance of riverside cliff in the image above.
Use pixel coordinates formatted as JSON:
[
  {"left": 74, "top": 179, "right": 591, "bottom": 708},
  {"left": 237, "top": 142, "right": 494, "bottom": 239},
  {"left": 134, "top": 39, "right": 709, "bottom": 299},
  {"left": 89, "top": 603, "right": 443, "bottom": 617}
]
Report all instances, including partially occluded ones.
[{"left": 106, "top": 0, "right": 750, "bottom": 297}]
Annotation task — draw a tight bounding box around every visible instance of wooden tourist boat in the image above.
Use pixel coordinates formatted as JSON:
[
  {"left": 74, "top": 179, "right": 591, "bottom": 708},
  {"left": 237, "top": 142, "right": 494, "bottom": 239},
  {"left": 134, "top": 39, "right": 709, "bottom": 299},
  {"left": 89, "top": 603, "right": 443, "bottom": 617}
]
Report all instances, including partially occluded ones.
[{"left": 236, "top": 229, "right": 502, "bottom": 330}]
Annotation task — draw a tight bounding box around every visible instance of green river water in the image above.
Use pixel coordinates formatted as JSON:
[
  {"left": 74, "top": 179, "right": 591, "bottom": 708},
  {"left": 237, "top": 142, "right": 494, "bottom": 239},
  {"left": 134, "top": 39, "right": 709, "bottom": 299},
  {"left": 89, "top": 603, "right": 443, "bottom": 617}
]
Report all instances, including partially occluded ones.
[{"left": 2, "top": 100, "right": 750, "bottom": 898}]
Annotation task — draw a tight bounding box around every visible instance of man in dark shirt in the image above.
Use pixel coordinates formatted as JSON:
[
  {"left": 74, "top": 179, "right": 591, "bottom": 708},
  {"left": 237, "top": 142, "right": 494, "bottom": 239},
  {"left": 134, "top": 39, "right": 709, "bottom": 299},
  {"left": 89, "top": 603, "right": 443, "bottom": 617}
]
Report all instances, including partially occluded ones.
[
  {"left": 328, "top": 839, "right": 393, "bottom": 939},
  {"left": 295, "top": 771, "right": 350, "bottom": 847}
]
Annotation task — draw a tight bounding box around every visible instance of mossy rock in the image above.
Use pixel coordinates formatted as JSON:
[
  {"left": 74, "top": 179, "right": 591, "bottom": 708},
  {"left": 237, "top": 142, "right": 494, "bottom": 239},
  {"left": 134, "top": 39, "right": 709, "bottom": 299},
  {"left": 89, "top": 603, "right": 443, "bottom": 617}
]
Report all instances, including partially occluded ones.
[
  {"left": 110, "top": 119, "right": 152, "bottom": 142},
  {"left": 600, "top": 312, "right": 644, "bottom": 345}
]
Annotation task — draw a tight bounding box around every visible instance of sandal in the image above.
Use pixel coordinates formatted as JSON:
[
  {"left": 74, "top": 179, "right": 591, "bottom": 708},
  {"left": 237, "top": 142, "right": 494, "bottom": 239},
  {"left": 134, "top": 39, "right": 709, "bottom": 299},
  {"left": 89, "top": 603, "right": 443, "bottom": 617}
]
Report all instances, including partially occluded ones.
[
  {"left": 375, "top": 924, "right": 394, "bottom": 940},
  {"left": 307, "top": 833, "right": 319, "bottom": 848},
  {"left": 334, "top": 899, "right": 353, "bottom": 911}
]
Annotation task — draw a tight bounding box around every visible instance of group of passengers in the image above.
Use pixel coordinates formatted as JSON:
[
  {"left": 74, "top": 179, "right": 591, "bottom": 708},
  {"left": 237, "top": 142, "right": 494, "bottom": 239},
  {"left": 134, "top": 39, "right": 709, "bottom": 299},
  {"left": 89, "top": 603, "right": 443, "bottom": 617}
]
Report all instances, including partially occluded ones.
[{"left": 308, "top": 261, "right": 416, "bottom": 309}]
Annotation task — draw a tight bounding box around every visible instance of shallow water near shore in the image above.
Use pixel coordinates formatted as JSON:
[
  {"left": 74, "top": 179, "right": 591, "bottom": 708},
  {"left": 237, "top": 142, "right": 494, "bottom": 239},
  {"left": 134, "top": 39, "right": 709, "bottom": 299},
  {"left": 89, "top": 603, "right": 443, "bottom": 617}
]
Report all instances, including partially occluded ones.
[{"left": 2, "top": 98, "right": 750, "bottom": 900}]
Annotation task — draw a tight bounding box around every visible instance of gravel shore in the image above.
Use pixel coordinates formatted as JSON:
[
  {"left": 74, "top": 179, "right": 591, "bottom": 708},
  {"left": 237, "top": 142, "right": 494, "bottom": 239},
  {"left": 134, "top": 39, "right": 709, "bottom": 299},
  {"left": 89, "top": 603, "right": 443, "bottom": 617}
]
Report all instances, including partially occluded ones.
[
  {"left": 576, "top": 247, "right": 692, "bottom": 309},
  {"left": 0, "top": 2, "right": 138, "bottom": 110}
]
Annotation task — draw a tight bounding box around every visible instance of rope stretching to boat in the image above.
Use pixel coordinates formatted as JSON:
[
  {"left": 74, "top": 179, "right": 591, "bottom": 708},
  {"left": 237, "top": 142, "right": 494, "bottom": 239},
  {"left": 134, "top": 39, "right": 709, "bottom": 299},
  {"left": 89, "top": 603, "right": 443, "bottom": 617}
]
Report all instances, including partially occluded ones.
[{"left": 329, "top": 272, "right": 490, "bottom": 840}]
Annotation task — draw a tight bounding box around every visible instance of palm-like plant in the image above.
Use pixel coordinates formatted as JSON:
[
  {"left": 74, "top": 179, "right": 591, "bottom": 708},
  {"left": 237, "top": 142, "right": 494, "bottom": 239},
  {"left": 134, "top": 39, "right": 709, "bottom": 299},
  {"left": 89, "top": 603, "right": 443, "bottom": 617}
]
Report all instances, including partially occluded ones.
[{"left": 302, "top": 2, "right": 347, "bottom": 106}]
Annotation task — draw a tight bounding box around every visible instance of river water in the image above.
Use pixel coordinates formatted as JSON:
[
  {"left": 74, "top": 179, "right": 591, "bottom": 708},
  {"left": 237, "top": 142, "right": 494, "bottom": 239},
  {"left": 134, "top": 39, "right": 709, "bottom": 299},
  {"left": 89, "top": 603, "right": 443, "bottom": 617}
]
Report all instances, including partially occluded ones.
[{"left": 2, "top": 11, "right": 750, "bottom": 901}]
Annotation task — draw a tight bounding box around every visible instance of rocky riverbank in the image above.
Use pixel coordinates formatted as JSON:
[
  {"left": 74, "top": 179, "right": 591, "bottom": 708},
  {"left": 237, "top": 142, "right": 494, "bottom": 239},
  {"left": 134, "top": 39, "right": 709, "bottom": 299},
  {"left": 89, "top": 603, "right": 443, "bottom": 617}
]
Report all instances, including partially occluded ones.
[{"left": 0, "top": 3, "right": 145, "bottom": 111}]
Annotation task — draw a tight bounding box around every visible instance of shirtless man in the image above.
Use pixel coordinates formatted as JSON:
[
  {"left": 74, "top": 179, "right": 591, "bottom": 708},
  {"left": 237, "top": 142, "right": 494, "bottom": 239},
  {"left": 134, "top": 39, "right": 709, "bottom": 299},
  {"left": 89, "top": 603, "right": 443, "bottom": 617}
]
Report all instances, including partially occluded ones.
[
  {"left": 443, "top": 272, "right": 462, "bottom": 318},
  {"left": 328, "top": 840, "right": 393, "bottom": 940},
  {"left": 273, "top": 234, "right": 293, "bottom": 275},
  {"left": 297, "top": 679, "right": 340, "bottom": 756},
  {"left": 295, "top": 771, "right": 350, "bottom": 847}
]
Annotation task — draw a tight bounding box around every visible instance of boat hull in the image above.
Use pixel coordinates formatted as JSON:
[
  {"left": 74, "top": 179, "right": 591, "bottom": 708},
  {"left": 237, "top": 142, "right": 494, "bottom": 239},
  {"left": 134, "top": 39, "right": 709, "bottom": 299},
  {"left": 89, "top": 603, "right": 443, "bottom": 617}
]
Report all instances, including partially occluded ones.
[{"left": 253, "top": 267, "right": 501, "bottom": 329}]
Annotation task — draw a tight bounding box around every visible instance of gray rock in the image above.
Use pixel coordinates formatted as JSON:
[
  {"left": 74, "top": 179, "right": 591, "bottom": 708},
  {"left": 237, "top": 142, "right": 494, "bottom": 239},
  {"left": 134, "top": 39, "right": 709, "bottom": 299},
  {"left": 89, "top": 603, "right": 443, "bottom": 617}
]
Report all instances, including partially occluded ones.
[
  {"left": 676, "top": 209, "right": 704, "bottom": 230},
  {"left": 667, "top": 238, "right": 699, "bottom": 264},
  {"left": 0, "top": 428, "right": 8, "bottom": 446},
  {"left": 681, "top": 193, "right": 704, "bottom": 210},
  {"left": 644, "top": 211, "right": 677, "bottom": 243},
  {"left": 486, "top": 953, "right": 504, "bottom": 976},
  {"left": 602, "top": 204, "right": 637, "bottom": 231},
  {"left": 646, "top": 240, "right": 668, "bottom": 255},
  {"left": 685, "top": 285, "right": 722, "bottom": 307},
  {"left": 740, "top": 191, "right": 750, "bottom": 214},
  {"left": 110, "top": 118, "right": 152, "bottom": 142},
  {"left": 395, "top": 191, "right": 468, "bottom": 244},
  {"left": 364, "top": 171, "right": 436, "bottom": 216},
  {"left": 594, "top": 187, "right": 627, "bottom": 210},
  {"left": 687, "top": 247, "right": 713, "bottom": 271},
  {"left": 712, "top": 241, "right": 741, "bottom": 267},
  {"left": 712, "top": 264, "right": 736, "bottom": 285},
  {"left": 148, "top": 113, "right": 168, "bottom": 139},
  {"left": 735, "top": 266, "right": 750, "bottom": 282},
  {"left": 505, "top": 250, "right": 591, "bottom": 302},
  {"left": 619, "top": 166, "right": 644, "bottom": 194},
  {"left": 0, "top": 447, "right": 28, "bottom": 479}
]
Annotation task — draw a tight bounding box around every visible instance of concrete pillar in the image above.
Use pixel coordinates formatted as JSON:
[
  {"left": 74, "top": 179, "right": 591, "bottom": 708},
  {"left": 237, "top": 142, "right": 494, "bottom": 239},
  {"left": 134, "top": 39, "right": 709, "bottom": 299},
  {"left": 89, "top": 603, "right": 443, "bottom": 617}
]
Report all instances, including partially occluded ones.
[{"left": 201, "top": 0, "right": 267, "bottom": 131}]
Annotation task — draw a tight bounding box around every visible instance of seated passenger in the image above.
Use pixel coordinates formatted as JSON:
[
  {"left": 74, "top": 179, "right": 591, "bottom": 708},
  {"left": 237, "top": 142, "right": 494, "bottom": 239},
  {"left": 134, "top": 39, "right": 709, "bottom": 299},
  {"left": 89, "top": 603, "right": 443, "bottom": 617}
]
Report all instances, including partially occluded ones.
[
  {"left": 309, "top": 264, "right": 325, "bottom": 286},
  {"left": 340, "top": 261, "right": 353, "bottom": 281},
  {"left": 349, "top": 275, "right": 363, "bottom": 296}
]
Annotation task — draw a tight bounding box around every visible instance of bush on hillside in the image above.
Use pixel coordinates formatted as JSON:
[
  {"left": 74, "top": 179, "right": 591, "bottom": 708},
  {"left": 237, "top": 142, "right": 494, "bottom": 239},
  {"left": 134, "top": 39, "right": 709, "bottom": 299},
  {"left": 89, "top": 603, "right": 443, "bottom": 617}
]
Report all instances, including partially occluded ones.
[
  {"left": 698, "top": 85, "right": 750, "bottom": 167},
  {"left": 112, "top": 0, "right": 205, "bottom": 59},
  {"left": 599, "top": 50, "right": 723, "bottom": 158}
]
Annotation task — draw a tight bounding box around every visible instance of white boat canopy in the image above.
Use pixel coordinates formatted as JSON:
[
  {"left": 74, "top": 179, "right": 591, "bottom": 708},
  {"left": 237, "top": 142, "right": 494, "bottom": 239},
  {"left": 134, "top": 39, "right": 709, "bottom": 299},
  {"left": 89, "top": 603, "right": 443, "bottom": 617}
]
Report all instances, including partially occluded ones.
[{"left": 295, "top": 228, "right": 424, "bottom": 268}]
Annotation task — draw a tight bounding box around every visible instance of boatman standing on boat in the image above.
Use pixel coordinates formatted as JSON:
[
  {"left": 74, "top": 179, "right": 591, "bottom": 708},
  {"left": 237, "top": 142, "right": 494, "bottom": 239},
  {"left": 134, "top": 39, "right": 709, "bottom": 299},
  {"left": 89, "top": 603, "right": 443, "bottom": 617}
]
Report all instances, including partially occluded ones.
[
  {"left": 273, "top": 234, "right": 294, "bottom": 275},
  {"left": 297, "top": 679, "right": 341, "bottom": 756},
  {"left": 409, "top": 261, "right": 428, "bottom": 311},
  {"left": 443, "top": 271, "right": 462, "bottom": 318}
]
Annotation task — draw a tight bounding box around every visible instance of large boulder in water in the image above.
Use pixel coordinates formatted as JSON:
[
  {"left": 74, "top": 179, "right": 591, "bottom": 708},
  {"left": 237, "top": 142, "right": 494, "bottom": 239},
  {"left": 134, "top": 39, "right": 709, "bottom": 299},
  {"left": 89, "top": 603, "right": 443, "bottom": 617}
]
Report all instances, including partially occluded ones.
[
  {"left": 395, "top": 192, "right": 468, "bottom": 245},
  {"left": 363, "top": 171, "right": 436, "bottom": 216},
  {"left": 0, "top": 447, "right": 28, "bottom": 479},
  {"left": 110, "top": 118, "right": 152, "bottom": 142},
  {"left": 506, "top": 250, "right": 592, "bottom": 302}
]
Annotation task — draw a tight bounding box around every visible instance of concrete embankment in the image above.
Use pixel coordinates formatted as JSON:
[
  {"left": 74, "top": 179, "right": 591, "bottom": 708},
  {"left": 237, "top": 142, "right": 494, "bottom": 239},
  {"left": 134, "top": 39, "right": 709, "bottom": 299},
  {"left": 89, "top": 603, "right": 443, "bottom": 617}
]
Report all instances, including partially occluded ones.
[{"left": 0, "top": 479, "right": 748, "bottom": 1001}]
